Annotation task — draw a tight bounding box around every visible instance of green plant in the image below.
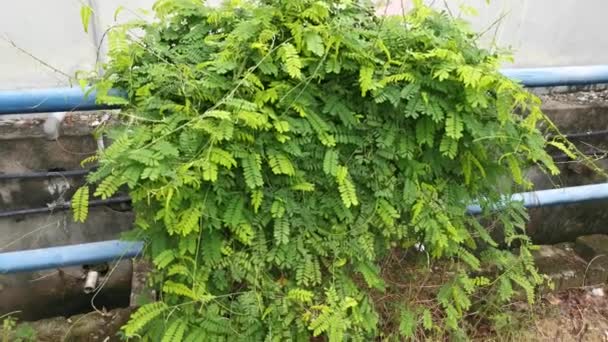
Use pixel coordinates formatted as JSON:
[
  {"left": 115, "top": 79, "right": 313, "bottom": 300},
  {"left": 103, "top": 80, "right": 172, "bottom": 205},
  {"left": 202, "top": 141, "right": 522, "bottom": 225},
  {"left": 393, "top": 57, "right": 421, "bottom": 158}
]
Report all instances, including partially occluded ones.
[
  {"left": 1, "top": 316, "right": 13, "bottom": 342},
  {"left": 2, "top": 316, "right": 36, "bottom": 342},
  {"left": 74, "top": 0, "right": 568, "bottom": 339}
]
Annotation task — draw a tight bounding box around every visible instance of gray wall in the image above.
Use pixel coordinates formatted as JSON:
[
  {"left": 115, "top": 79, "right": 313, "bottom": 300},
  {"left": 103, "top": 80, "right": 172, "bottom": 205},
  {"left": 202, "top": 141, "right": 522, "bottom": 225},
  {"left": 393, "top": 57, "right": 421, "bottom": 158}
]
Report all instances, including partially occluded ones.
[{"left": 0, "top": 0, "right": 607, "bottom": 90}]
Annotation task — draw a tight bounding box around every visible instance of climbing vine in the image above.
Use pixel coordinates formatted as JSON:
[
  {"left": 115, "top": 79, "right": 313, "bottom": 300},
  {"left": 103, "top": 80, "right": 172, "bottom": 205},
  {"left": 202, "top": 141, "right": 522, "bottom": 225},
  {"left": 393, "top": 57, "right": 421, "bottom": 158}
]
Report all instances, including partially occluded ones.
[{"left": 74, "top": 0, "right": 568, "bottom": 339}]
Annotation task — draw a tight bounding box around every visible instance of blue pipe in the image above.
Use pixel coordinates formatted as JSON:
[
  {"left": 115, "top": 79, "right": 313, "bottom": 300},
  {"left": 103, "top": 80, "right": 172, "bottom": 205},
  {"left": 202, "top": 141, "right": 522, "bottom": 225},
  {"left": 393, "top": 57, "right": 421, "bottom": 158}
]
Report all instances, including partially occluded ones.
[
  {"left": 1, "top": 183, "right": 608, "bottom": 273},
  {"left": 1, "top": 64, "right": 608, "bottom": 273},
  {"left": 1, "top": 65, "right": 608, "bottom": 115},
  {"left": 466, "top": 182, "right": 608, "bottom": 215},
  {"left": 501, "top": 65, "right": 608, "bottom": 87},
  {"left": 0, "top": 240, "right": 143, "bottom": 274},
  {"left": 0, "top": 87, "right": 120, "bottom": 115}
]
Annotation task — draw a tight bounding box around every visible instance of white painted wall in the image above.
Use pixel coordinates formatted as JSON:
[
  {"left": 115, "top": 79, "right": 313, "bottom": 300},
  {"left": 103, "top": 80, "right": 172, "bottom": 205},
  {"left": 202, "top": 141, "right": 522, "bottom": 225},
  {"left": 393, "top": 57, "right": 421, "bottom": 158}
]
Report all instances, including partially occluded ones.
[
  {"left": 0, "top": 0, "right": 95, "bottom": 90},
  {"left": 431, "top": 0, "right": 608, "bottom": 68},
  {"left": 0, "top": 0, "right": 606, "bottom": 90},
  {"left": 0, "top": 0, "right": 148, "bottom": 90}
]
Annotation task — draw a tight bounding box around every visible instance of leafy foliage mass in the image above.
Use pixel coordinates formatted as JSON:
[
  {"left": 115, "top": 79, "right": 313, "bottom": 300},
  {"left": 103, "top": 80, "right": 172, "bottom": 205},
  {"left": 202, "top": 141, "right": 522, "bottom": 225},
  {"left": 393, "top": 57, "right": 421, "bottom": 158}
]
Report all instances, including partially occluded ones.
[{"left": 76, "top": 0, "right": 561, "bottom": 339}]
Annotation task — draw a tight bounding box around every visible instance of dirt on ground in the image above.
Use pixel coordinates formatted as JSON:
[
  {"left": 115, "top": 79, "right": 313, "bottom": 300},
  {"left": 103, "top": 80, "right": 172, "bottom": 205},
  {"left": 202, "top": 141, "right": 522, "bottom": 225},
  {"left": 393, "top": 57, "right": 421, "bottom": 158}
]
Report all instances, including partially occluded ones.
[
  {"left": 520, "top": 287, "right": 608, "bottom": 342},
  {"left": 370, "top": 248, "right": 608, "bottom": 341},
  {"left": 6, "top": 307, "right": 132, "bottom": 342}
]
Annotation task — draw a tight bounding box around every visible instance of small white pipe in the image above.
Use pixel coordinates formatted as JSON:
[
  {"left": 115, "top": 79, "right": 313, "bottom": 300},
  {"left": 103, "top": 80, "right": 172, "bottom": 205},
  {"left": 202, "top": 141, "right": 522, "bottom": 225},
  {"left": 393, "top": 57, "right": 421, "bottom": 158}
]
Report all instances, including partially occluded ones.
[
  {"left": 96, "top": 113, "right": 110, "bottom": 152},
  {"left": 96, "top": 135, "right": 105, "bottom": 151},
  {"left": 42, "top": 112, "right": 66, "bottom": 140},
  {"left": 84, "top": 270, "right": 99, "bottom": 294}
]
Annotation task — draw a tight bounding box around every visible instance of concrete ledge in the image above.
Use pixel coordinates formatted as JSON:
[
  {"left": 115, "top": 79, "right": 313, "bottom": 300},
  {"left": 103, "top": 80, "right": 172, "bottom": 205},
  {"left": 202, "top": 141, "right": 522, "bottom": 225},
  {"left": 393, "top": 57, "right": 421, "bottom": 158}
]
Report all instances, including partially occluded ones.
[
  {"left": 575, "top": 234, "right": 608, "bottom": 270},
  {"left": 0, "top": 261, "right": 132, "bottom": 321},
  {"left": 0, "top": 111, "right": 115, "bottom": 140},
  {"left": 533, "top": 243, "right": 606, "bottom": 292}
]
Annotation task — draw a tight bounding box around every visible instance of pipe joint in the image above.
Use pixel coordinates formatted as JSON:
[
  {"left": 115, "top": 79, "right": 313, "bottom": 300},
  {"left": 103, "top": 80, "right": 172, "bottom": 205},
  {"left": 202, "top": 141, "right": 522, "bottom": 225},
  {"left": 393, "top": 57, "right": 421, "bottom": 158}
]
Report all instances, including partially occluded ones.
[
  {"left": 83, "top": 270, "right": 99, "bottom": 294},
  {"left": 83, "top": 263, "right": 109, "bottom": 294}
]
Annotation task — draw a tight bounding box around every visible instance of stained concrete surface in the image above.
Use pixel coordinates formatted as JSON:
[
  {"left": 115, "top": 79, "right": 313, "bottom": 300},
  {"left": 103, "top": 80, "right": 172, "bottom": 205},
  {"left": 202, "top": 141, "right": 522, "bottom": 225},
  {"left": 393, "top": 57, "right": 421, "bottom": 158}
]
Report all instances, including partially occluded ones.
[
  {"left": 533, "top": 243, "right": 606, "bottom": 292},
  {"left": 8, "top": 307, "right": 134, "bottom": 342},
  {"left": 0, "top": 115, "right": 134, "bottom": 320},
  {"left": 524, "top": 90, "right": 608, "bottom": 243},
  {"left": 0, "top": 261, "right": 133, "bottom": 322}
]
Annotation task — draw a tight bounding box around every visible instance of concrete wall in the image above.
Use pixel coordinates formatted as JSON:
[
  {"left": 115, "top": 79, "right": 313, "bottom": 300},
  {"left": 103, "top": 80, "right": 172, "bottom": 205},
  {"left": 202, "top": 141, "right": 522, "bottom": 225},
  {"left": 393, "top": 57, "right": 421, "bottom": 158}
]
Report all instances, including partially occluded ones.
[
  {"left": 0, "top": 0, "right": 606, "bottom": 90},
  {"left": 0, "top": 117, "right": 134, "bottom": 320}
]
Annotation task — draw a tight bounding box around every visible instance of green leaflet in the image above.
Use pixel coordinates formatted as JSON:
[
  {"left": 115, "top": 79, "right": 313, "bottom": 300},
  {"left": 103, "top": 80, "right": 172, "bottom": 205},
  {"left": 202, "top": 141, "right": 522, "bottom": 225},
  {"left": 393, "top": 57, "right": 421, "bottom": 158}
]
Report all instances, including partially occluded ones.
[
  {"left": 163, "top": 280, "right": 197, "bottom": 300},
  {"left": 268, "top": 151, "right": 296, "bottom": 175},
  {"left": 161, "top": 320, "right": 187, "bottom": 342},
  {"left": 359, "top": 65, "right": 376, "bottom": 96},
  {"left": 398, "top": 308, "right": 416, "bottom": 339},
  {"left": 223, "top": 197, "right": 244, "bottom": 228},
  {"left": 355, "top": 261, "right": 385, "bottom": 291},
  {"left": 122, "top": 302, "right": 168, "bottom": 338},
  {"left": 175, "top": 206, "right": 202, "bottom": 236},
  {"left": 71, "top": 186, "right": 89, "bottom": 223},
  {"left": 506, "top": 154, "right": 523, "bottom": 185},
  {"left": 322, "top": 149, "right": 339, "bottom": 176},
  {"left": 415, "top": 117, "right": 435, "bottom": 147},
  {"left": 278, "top": 43, "right": 302, "bottom": 79},
  {"left": 273, "top": 216, "right": 290, "bottom": 245},
  {"left": 421, "top": 308, "right": 433, "bottom": 330},
  {"left": 250, "top": 190, "right": 264, "bottom": 213},
  {"left": 287, "top": 288, "right": 315, "bottom": 303},
  {"left": 201, "top": 159, "right": 218, "bottom": 182},
  {"left": 241, "top": 153, "right": 264, "bottom": 189},
  {"left": 440, "top": 136, "right": 458, "bottom": 159},
  {"left": 304, "top": 31, "right": 325, "bottom": 56},
  {"left": 80, "top": 5, "right": 93, "bottom": 33},
  {"left": 445, "top": 112, "right": 464, "bottom": 140},
  {"left": 336, "top": 166, "right": 359, "bottom": 208},
  {"left": 93, "top": 174, "right": 122, "bottom": 199}
]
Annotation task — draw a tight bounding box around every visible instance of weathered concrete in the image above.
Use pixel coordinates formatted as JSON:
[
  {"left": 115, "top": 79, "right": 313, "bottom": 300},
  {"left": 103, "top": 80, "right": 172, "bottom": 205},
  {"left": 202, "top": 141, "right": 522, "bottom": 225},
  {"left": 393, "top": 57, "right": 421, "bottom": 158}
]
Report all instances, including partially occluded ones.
[
  {"left": 0, "top": 207, "right": 133, "bottom": 253},
  {"left": 0, "top": 261, "right": 132, "bottom": 321},
  {"left": 0, "top": 117, "right": 133, "bottom": 320},
  {"left": 523, "top": 91, "right": 608, "bottom": 244},
  {"left": 10, "top": 307, "right": 133, "bottom": 342},
  {"left": 0, "top": 112, "right": 111, "bottom": 140},
  {"left": 532, "top": 244, "right": 606, "bottom": 292},
  {"left": 0, "top": 208, "right": 134, "bottom": 320},
  {"left": 0, "top": 113, "right": 106, "bottom": 213},
  {"left": 527, "top": 201, "right": 608, "bottom": 245},
  {"left": 575, "top": 235, "right": 608, "bottom": 270},
  {"left": 130, "top": 260, "right": 156, "bottom": 307}
]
